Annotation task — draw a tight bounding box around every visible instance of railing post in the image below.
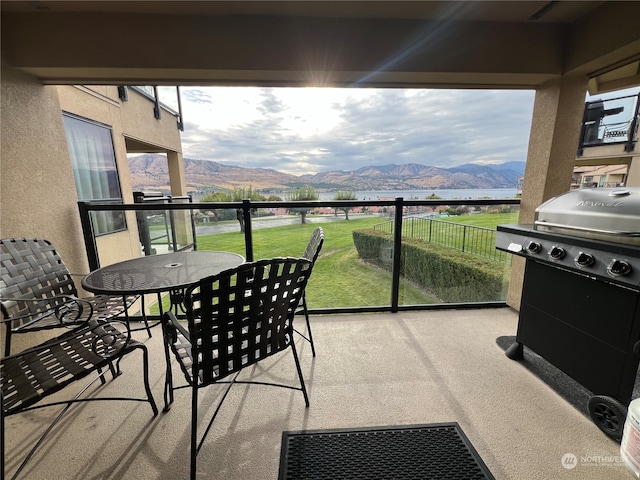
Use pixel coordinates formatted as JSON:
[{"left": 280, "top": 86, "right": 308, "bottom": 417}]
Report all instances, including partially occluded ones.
[
  {"left": 242, "top": 199, "right": 254, "bottom": 262},
  {"left": 77, "top": 201, "right": 100, "bottom": 270},
  {"left": 625, "top": 93, "right": 640, "bottom": 153},
  {"left": 152, "top": 86, "right": 161, "bottom": 120},
  {"left": 462, "top": 225, "right": 467, "bottom": 253},
  {"left": 189, "top": 195, "right": 197, "bottom": 251},
  {"left": 168, "top": 196, "right": 179, "bottom": 252},
  {"left": 391, "top": 197, "right": 404, "bottom": 312}
]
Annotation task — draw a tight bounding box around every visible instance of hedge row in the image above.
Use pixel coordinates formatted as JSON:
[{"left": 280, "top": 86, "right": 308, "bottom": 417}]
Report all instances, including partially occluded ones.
[{"left": 352, "top": 229, "right": 508, "bottom": 303}]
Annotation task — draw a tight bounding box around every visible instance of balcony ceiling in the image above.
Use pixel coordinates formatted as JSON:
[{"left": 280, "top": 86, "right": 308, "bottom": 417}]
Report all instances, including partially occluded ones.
[
  {"left": 0, "top": 1, "right": 604, "bottom": 22},
  {"left": 2, "top": 1, "right": 639, "bottom": 91}
]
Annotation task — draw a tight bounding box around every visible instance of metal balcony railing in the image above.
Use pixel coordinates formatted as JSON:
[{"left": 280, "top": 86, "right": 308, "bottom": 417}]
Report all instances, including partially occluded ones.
[
  {"left": 78, "top": 197, "right": 520, "bottom": 315},
  {"left": 578, "top": 92, "right": 639, "bottom": 154},
  {"left": 132, "top": 191, "right": 196, "bottom": 255},
  {"left": 374, "top": 217, "right": 511, "bottom": 263},
  {"left": 125, "top": 86, "right": 184, "bottom": 131}
]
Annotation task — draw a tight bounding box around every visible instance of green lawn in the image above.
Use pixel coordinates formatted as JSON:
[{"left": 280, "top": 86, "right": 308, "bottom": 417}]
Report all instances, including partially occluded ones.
[
  {"left": 441, "top": 212, "right": 519, "bottom": 228},
  {"left": 149, "top": 212, "right": 516, "bottom": 312},
  {"left": 196, "top": 217, "right": 435, "bottom": 308}
]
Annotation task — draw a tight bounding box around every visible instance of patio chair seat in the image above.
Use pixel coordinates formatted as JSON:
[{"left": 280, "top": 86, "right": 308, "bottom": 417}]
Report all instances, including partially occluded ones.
[
  {"left": 1, "top": 317, "right": 157, "bottom": 415},
  {"left": 1, "top": 314, "right": 158, "bottom": 480}
]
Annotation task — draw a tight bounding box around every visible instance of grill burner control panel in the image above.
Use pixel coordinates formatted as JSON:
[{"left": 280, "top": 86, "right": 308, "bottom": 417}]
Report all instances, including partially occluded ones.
[{"left": 496, "top": 224, "right": 640, "bottom": 289}]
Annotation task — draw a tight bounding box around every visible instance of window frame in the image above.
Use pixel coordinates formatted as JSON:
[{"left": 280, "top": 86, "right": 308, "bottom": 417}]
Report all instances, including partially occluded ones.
[{"left": 62, "top": 112, "right": 127, "bottom": 236}]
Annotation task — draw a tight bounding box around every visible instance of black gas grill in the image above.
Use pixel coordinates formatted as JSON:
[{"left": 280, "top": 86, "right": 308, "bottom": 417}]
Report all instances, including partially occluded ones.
[{"left": 496, "top": 187, "right": 640, "bottom": 441}]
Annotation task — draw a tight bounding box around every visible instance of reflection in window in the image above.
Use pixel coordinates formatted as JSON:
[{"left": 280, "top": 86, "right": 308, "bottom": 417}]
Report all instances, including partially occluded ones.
[{"left": 63, "top": 113, "right": 125, "bottom": 235}]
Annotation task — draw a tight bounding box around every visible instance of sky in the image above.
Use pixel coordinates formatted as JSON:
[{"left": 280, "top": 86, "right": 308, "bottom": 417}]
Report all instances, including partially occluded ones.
[{"left": 165, "top": 85, "right": 639, "bottom": 177}]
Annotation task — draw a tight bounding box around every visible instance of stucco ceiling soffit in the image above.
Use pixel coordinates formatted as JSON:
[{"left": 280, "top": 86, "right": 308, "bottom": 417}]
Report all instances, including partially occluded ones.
[
  {"left": 0, "top": 1, "right": 605, "bottom": 24},
  {"left": 2, "top": 13, "right": 565, "bottom": 85},
  {"left": 564, "top": 2, "right": 640, "bottom": 82},
  {"left": 124, "top": 134, "right": 175, "bottom": 154},
  {"left": 574, "top": 157, "right": 632, "bottom": 168},
  {"left": 24, "top": 68, "right": 557, "bottom": 90},
  {"left": 587, "top": 60, "right": 640, "bottom": 95}
]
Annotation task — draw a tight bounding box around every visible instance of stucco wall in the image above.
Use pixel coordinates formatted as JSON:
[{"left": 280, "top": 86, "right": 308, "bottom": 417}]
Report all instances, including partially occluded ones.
[
  {"left": 628, "top": 156, "right": 640, "bottom": 186},
  {"left": 121, "top": 88, "right": 183, "bottom": 151},
  {"left": 507, "top": 74, "right": 589, "bottom": 310},
  {"left": 0, "top": 66, "right": 93, "bottom": 351},
  {"left": 56, "top": 85, "right": 143, "bottom": 265},
  {"left": 1, "top": 64, "right": 89, "bottom": 275}
]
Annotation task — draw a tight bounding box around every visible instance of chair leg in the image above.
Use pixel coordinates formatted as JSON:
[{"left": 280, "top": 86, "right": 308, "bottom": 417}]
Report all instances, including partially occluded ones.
[
  {"left": 97, "top": 366, "right": 107, "bottom": 385},
  {"left": 191, "top": 382, "right": 198, "bottom": 480},
  {"left": 301, "top": 295, "right": 316, "bottom": 357},
  {"left": 4, "top": 327, "right": 12, "bottom": 357},
  {"left": 290, "top": 341, "right": 310, "bottom": 407},
  {"left": 161, "top": 311, "right": 175, "bottom": 412},
  {"left": 189, "top": 372, "right": 239, "bottom": 479},
  {"left": 2, "top": 391, "right": 5, "bottom": 480},
  {"left": 140, "top": 295, "right": 152, "bottom": 338},
  {"left": 124, "top": 295, "right": 152, "bottom": 338},
  {"left": 139, "top": 345, "right": 159, "bottom": 416}
]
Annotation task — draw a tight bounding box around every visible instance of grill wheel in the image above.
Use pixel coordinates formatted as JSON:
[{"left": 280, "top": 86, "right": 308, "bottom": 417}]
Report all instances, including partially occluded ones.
[{"left": 588, "top": 395, "right": 628, "bottom": 442}]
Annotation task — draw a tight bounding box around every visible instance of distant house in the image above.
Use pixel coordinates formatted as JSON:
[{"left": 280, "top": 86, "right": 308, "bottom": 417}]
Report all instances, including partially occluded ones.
[{"left": 571, "top": 164, "right": 628, "bottom": 189}]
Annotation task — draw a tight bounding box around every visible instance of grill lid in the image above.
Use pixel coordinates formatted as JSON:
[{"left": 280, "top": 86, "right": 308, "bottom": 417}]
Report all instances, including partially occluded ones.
[{"left": 534, "top": 187, "right": 640, "bottom": 245}]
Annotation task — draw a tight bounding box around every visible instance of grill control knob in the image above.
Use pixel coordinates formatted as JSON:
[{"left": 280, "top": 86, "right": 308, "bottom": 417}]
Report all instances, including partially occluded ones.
[
  {"left": 608, "top": 259, "right": 632, "bottom": 277},
  {"left": 575, "top": 252, "right": 595, "bottom": 268},
  {"left": 526, "top": 241, "right": 542, "bottom": 254},
  {"left": 548, "top": 246, "right": 566, "bottom": 260}
]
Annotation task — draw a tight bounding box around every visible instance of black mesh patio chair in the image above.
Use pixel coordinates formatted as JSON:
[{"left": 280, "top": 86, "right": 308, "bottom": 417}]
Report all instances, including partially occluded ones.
[
  {"left": 1, "top": 305, "right": 158, "bottom": 480},
  {"left": 162, "top": 257, "right": 313, "bottom": 480},
  {"left": 1, "top": 237, "right": 148, "bottom": 356},
  {"left": 295, "top": 227, "right": 324, "bottom": 356}
]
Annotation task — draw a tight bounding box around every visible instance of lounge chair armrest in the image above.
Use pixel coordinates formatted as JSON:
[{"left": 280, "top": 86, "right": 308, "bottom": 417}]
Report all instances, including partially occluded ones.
[
  {"left": 87, "top": 318, "right": 131, "bottom": 360},
  {"left": 1, "top": 317, "right": 131, "bottom": 363},
  {"left": 0, "top": 295, "right": 94, "bottom": 327}
]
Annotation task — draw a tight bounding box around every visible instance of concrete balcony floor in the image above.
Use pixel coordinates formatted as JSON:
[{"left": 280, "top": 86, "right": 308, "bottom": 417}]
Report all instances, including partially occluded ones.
[{"left": 3, "top": 308, "right": 632, "bottom": 479}]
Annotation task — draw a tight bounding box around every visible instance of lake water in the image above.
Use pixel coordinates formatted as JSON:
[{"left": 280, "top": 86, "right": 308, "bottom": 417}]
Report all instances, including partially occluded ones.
[{"left": 318, "top": 188, "right": 520, "bottom": 201}]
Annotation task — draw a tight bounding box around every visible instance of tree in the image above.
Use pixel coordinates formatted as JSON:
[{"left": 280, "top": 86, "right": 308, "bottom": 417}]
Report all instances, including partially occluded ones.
[
  {"left": 200, "top": 192, "right": 234, "bottom": 223},
  {"left": 286, "top": 186, "right": 319, "bottom": 224},
  {"left": 201, "top": 186, "right": 266, "bottom": 232},
  {"left": 332, "top": 190, "right": 357, "bottom": 220}
]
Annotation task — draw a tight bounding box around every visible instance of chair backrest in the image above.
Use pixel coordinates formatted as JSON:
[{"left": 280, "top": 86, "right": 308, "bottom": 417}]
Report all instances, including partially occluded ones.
[
  {"left": 302, "top": 227, "right": 324, "bottom": 265},
  {"left": 1, "top": 238, "right": 78, "bottom": 323},
  {"left": 184, "top": 257, "right": 312, "bottom": 386}
]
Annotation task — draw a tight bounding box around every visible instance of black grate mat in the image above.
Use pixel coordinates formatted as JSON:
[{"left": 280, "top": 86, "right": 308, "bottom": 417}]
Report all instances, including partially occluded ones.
[{"left": 278, "top": 423, "right": 495, "bottom": 480}]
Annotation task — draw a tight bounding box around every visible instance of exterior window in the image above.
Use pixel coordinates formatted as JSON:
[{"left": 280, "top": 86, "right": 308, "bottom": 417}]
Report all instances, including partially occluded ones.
[{"left": 62, "top": 113, "right": 125, "bottom": 235}]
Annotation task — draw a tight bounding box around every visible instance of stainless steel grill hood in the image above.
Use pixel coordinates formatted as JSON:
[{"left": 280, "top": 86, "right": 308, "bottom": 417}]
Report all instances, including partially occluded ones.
[{"left": 534, "top": 187, "right": 640, "bottom": 246}]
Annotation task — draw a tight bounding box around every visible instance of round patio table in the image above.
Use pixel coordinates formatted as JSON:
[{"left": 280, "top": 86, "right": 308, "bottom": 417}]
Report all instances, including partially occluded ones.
[
  {"left": 82, "top": 250, "right": 245, "bottom": 297},
  {"left": 82, "top": 250, "right": 245, "bottom": 410}
]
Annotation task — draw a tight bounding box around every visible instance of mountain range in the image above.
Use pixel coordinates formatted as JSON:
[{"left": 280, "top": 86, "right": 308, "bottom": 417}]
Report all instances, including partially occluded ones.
[{"left": 128, "top": 154, "right": 524, "bottom": 192}]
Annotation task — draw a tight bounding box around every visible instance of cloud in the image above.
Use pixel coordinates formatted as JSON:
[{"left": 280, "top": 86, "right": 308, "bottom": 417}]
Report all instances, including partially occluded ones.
[{"left": 179, "top": 87, "right": 536, "bottom": 175}]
